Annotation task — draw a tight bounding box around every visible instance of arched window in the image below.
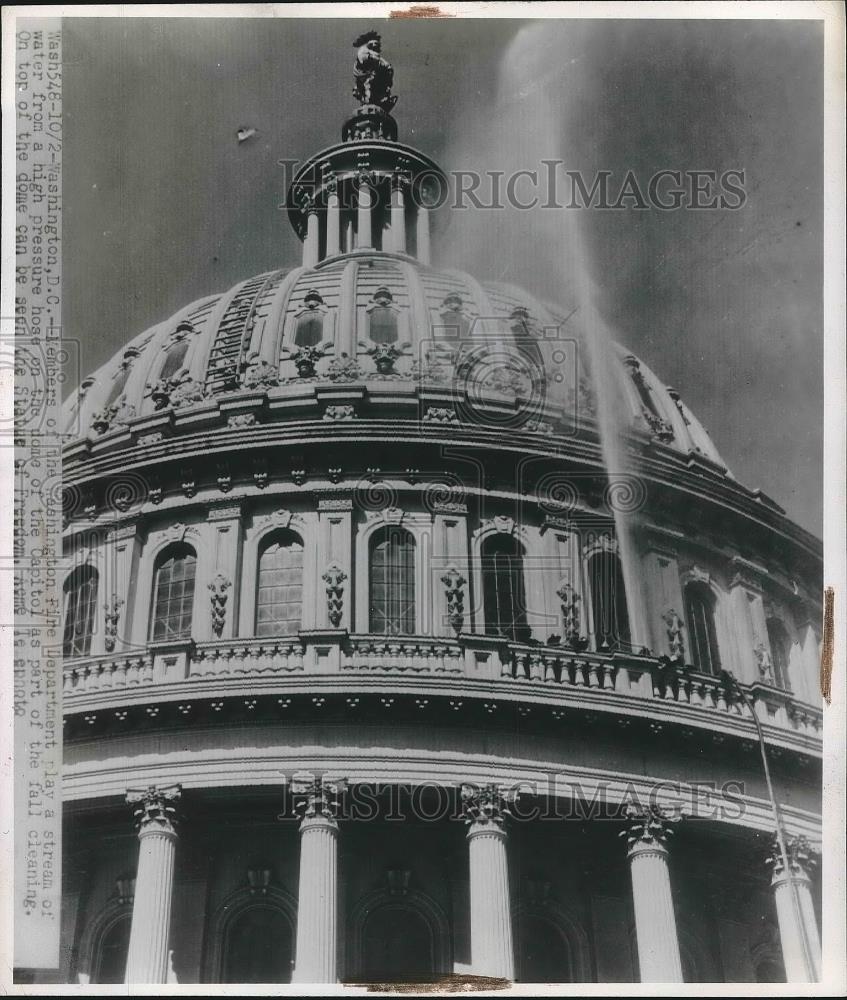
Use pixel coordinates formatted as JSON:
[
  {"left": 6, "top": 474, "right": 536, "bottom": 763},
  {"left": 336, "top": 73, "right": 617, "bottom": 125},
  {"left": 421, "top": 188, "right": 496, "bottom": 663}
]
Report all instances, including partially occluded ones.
[
  {"left": 93, "top": 914, "right": 131, "bottom": 984},
  {"left": 516, "top": 914, "right": 573, "bottom": 983},
  {"left": 684, "top": 582, "right": 721, "bottom": 675},
  {"left": 368, "top": 288, "right": 398, "bottom": 344},
  {"left": 158, "top": 339, "right": 190, "bottom": 381},
  {"left": 222, "top": 905, "right": 293, "bottom": 983},
  {"left": 255, "top": 531, "right": 304, "bottom": 636},
  {"left": 482, "top": 535, "right": 531, "bottom": 643},
  {"left": 766, "top": 617, "right": 792, "bottom": 690},
  {"left": 361, "top": 904, "right": 434, "bottom": 982},
  {"left": 370, "top": 527, "right": 415, "bottom": 635},
  {"left": 63, "top": 565, "right": 98, "bottom": 657},
  {"left": 150, "top": 544, "right": 196, "bottom": 641},
  {"left": 587, "top": 550, "right": 631, "bottom": 651}
]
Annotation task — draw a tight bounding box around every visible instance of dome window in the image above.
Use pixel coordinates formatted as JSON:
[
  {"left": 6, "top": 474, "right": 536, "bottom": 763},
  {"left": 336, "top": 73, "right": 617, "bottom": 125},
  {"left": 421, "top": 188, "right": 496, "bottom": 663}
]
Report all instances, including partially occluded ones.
[
  {"left": 63, "top": 565, "right": 98, "bottom": 658},
  {"left": 255, "top": 531, "right": 304, "bottom": 637},
  {"left": 294, "top": 290, "right": 326, "bottom": 347},
  {"left": 766, "top": 617, "right": 792, "bottom": 691},
  {"left": 587, "top": 550, "right": 631, "bottom": 652},
  {"left": 370, "top": 526, "right": 415, "bottom": 635},
  {"left": 683, "top": 582, "right": 721, "bottom": 675},
  {"left": 158, "top": 322, "right": 195, "bottom": 381},
  {"left": 367, "top": 287, "right": 399, "bottom": 345},
  {"left": 482, "top": 535, "right": 531, "bottom": 644},
  {"left": 150, "top": 543, "right": 197, "bottom": 641},
  {"left": 439, "top": 293, "right": 471, "bottom": 340}
]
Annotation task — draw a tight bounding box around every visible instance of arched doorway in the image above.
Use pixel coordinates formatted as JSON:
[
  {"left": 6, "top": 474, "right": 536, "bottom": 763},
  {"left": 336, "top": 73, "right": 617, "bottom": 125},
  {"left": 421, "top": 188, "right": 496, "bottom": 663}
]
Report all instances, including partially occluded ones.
[
  {"left": 516, "top": 913, "right": 573, "bottom": 983},
  {"left": 361, "top": 904, "right": 435, "bottom": 981},
  {"left": 93, "top": 913, "right": 131, "bottom": 984},
  {"left": 222, "top": 904, "right": 293, "bottom": 983}
]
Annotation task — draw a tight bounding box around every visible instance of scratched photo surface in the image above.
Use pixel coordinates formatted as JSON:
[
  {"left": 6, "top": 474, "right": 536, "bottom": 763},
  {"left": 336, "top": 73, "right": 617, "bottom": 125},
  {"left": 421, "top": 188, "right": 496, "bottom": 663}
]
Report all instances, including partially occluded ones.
[{"left": 12, "top": 11, "right": 831, "bottom": 990}]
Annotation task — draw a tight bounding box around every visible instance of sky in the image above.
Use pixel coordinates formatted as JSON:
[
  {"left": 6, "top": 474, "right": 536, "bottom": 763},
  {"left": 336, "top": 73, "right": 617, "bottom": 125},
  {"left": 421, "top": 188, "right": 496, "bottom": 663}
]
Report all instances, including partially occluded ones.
[{"left": 62, "top": 16, "right": 823, "bottom": 534}]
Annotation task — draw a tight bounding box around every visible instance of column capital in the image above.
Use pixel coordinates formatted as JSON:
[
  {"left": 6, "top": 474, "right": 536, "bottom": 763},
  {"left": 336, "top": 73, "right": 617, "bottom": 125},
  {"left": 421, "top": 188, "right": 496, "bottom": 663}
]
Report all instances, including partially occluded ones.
[
  {"left": 461, "top": 782, "right": 515, "bottom": 832},
  {"left": 621, "top": 803, "right": 681, "bottom": 854},
  {"left": 126, "top": 784, "right": 181, "bottom": 838},
  {"left": 291, "top": 775, "right": 347, "bottom": 824},
  {"left": 766, "top": 833, "right": 820, "bottom": 882}
]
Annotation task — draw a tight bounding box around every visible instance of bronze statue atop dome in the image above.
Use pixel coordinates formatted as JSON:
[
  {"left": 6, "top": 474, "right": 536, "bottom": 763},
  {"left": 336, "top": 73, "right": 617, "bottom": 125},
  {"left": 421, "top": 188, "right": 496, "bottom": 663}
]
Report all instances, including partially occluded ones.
[{"left": 352, "top": 31, "right": 397, "bottom": 112}]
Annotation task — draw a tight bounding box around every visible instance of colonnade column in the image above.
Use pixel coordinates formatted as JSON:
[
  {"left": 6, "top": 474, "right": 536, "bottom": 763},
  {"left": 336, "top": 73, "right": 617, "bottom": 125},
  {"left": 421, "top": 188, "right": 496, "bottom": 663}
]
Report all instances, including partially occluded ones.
[
  {"left": 292, "top": 777, "right": 345, "bottom": 983},
  {"left": 325, "top": 179, "right": 341, "bottom": 258},
  {"left": 767, "top": 834, "right": 821, "bottom": 982},
  {"left": 389, "top": 174, "right": 407, "bottom": 253},
  {"left": 623, "top": 804, "right": 683, "bottom": 982},
  {"left": 461, "top": 783, "right": 515, "bottom": 980},
  {"left": 303, "top": 205, "right": 320, "bottom": 268},
  {"left": 356, "top": 174, "right": 374, "bottom": 249},
  {"left": 124, "top": 784, "right": 182, "bottom": 984}
]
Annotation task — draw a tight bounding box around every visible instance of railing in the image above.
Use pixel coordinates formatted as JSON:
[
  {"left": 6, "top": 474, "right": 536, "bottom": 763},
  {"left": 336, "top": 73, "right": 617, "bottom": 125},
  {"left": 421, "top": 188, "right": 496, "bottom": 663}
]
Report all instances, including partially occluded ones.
[{"left": 62, "top": 632, "right": 823, "bottom": 744}]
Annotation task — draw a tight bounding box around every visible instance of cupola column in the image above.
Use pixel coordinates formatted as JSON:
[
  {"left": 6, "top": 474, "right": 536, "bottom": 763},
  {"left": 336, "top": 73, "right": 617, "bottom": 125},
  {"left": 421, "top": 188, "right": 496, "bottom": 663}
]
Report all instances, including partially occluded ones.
[
  {"left": 124, "top": 785, "right": 181, "bottom": 984},
  {"left": 462, "top": 784, "right": 515, "bottom": 980},
  {"left": 623, "top": 805, "right": 683, "bottom": 982},
  {"left": 292, "top": 778, "right": 345, "bottom": 983},
  {"left": 416, "top": 204, "right": 431, "bottom": 264},
  {"left": 390, "top": 175, "right": 407, "bottom": 253},
  {"left": 356, "top": 176, "right": 374, "bottom": 250},
  {"left": 325, "top": 181, "right": 341, "bottom": 258},
  {"left": 767, "top": 835, "right": 821, "bottom": 982},
  {"left": 303, "top": 205, "right": 320, "bottom": 268}
]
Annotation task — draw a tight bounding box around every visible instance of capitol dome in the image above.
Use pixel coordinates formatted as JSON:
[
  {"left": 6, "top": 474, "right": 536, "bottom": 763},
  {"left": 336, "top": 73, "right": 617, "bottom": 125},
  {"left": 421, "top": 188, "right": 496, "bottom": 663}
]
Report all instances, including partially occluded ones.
[
  {"left": 62, "top": 255, "right": 728, "bottom": 475},
  {"left": 53, "top": 30, "right": 823, "bottom": 990}
]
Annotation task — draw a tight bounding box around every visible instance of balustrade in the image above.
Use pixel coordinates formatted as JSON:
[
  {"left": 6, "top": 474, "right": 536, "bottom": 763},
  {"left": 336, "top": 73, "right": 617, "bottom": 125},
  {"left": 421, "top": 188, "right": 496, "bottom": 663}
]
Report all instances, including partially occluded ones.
[{"left": 60, "top": 634, "right": 823, "bottom": 744}]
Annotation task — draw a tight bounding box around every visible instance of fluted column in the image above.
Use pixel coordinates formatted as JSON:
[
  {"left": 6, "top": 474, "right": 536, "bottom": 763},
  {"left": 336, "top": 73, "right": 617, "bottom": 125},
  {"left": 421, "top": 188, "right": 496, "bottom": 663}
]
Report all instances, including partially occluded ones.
[
  {"left": 389, "top": 176, "right": 407, "bottom": 253},
  {"left": 622, "top": 805, "right": 683, "bottom": 982},
  {"left": 124, "top": 785, "right": 182, "bottom": 984},
  {"left": 416, "top": 204, "right": 431, "bottom": 264},
  {"left": 462, "top": 784, "right": 515, "bottom": 979},
  {"left": 767, "top": 834, "right": 821, "bottom": 982},
  {"left": 325, "top": 181, "right": 341, "bottom": 258},
  {"left": 356, "top": 176, "right": 373, "bottom": 249},
  {"left": 292, "top": 777, "right": 345, "bottom": 983},
  {"left": 303, "top": 206, "right": 320, "bottom": 267}
]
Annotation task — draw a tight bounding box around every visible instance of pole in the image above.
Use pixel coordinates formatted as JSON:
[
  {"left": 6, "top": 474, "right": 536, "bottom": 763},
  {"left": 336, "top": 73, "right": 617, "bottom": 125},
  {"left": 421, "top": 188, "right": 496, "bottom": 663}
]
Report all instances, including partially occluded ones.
[{"left": 721, "top": 669, "right": 818, "bottom": 980}]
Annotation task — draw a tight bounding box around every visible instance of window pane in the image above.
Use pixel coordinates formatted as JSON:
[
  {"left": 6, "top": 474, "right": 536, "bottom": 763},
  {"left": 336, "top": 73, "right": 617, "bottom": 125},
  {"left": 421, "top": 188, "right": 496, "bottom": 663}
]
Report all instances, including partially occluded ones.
[
  {"left": 295, "top": 315, "right": 323, "bottom": 347},
  {"left": 369, "top": 306, "right": 398, "bottom": 344},
  {"left": 767, "top": 619, "right": 791, "bottom": 690},
  {"left": 588, "top": 551, "right": 631, "bottom": 651},
  {"left": 370, "top": 529, "right": 415, "bottom": 634},
  {"left": 482, "top": 536, "right": 530, "bottom": 643},
  {"left": 151, "top": 547, "right": 196, "bottom": 640},
  {"left": 63, "top": 567, "right": 98, "bottom": 657},
  {"left": 256, "top": 535, "right": 304, "bottom": 636},
  {"left": 159, "top": 340, "right": 189, "bottom": 381},
  {"left": 684, "top": 584, "right": 721, "bottom": 674}
]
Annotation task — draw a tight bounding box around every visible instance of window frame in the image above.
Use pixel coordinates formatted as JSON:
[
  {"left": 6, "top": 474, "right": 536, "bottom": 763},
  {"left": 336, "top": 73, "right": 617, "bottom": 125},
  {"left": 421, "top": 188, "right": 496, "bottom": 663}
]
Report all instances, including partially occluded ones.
[
  {"left": 254, "top": 529, "right": 305, "bottom": 638},
  {"left": 149, "top": 542, "right": 198, "bottom": 642},
  {"left": 63, "top": 564, "right": 99, "bottom": 658}
]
